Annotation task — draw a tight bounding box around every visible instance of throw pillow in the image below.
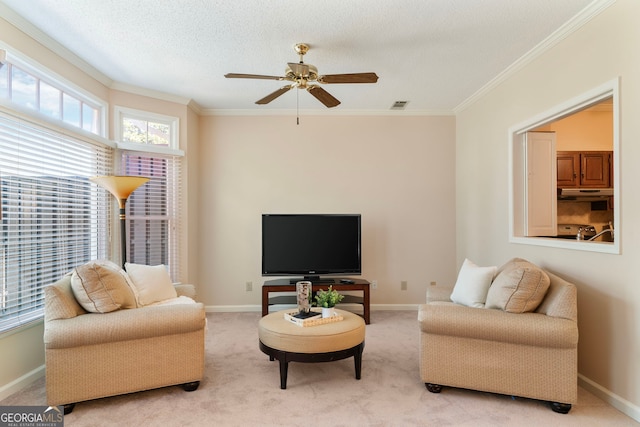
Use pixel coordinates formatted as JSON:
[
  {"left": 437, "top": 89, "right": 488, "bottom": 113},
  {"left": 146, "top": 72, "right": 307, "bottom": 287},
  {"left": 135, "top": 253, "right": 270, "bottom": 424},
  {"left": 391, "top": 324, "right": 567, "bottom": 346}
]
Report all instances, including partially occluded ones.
[
  {"left": 71, "top": 261, "right": 138, "bottom": 313},
  {"left": 125, "top": 263, "right": 177, "bottom": 306},
  {"left": 450, "top": 258, "right": 497, "bottom": 308},
  {"left": 485, "top": 258, "right": 550, "bottom": 313}
]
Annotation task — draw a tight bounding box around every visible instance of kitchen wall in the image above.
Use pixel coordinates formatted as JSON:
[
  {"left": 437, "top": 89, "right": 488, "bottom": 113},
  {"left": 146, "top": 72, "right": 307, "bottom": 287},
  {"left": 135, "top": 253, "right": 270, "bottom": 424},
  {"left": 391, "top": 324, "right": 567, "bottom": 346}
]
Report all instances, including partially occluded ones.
[
  {"left": 550, "top": 103, "right": 613, "bottom": 151},
  {"left": 197, "top": 114, "right": 457, "bottom": 309},
  {"left": 456, "top": 0, "right": 640, "bottom": 417}
]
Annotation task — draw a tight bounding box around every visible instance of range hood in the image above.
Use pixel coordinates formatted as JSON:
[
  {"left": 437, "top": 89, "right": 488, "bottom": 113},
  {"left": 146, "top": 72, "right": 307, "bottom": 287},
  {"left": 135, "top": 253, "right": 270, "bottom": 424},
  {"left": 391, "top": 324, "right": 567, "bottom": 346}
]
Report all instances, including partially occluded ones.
[{"left": 558, "top": 188, "right": 613, "bottom": 201}]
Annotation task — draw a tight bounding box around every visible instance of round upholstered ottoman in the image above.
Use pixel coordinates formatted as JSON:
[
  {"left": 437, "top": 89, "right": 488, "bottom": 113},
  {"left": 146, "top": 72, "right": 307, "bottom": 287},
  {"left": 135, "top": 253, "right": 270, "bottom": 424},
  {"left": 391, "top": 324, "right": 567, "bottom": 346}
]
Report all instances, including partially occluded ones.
[{"left": 258, "top": 308, "right": 366, "bottom": 389}]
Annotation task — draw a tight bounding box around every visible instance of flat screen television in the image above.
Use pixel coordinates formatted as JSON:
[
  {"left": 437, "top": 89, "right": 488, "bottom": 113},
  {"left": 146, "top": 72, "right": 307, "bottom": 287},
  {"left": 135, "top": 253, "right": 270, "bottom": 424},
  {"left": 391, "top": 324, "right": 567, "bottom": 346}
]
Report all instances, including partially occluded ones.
[{"left": 262, "top": 214, "right": 361, "bottom": 280}]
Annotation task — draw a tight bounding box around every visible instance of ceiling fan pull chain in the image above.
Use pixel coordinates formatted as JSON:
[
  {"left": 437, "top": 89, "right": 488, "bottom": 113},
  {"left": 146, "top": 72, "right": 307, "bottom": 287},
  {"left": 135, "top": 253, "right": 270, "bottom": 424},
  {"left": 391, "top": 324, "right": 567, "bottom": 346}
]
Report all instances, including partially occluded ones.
[{"left": 297, "top": 86, "right": 300, "bottom": 125}]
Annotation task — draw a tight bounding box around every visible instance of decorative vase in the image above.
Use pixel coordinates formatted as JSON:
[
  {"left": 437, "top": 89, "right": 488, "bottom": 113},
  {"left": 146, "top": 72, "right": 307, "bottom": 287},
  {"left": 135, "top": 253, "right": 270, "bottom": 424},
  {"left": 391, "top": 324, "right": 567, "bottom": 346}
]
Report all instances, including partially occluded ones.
[
  {"left": 322, "top": 307, "right": 335, "bottom": 318},
  {"left": 296, "top": 281, "right": 312, "bottom": 314}
]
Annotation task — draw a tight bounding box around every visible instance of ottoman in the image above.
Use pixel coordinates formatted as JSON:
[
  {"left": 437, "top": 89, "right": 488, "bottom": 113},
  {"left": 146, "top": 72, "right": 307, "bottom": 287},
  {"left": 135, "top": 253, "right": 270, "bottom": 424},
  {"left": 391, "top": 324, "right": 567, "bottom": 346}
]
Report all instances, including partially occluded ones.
[{"left": 258, "top": 308, "right": 366, "bottom": 389}]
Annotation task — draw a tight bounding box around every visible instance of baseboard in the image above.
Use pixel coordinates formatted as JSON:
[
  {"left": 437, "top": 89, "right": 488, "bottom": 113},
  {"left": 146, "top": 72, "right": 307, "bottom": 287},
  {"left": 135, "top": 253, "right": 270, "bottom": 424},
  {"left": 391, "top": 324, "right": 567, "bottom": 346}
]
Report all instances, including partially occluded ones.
[
  {"left": 206, "top": 305, "right": 262, "bottom": 313},
  {"left": 371, "top": 304, "right": 420, "bottom": 311},
  {"left": 0, "top": 365, "right": 45, "bottom": 402},
  {"left": 578, "top": 374, "right": 640, "bottom": 422},
  {"left": 205, "top": 304, "right": 419, "bottom": 313}
]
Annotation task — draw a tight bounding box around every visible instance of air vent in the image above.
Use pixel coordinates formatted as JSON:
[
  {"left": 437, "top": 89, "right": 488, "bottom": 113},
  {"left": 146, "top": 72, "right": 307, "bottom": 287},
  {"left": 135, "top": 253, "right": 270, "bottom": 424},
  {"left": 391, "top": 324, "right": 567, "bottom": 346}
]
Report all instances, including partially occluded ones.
[{"left": 390, "top": 101, "right": 409, "bottom": 110}]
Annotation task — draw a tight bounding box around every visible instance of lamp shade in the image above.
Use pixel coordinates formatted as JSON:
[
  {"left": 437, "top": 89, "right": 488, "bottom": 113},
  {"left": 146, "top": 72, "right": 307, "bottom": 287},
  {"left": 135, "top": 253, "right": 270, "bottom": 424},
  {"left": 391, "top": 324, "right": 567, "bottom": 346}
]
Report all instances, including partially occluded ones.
[{"left": 90, "top": 176, "right": 150, "bottom": 208}]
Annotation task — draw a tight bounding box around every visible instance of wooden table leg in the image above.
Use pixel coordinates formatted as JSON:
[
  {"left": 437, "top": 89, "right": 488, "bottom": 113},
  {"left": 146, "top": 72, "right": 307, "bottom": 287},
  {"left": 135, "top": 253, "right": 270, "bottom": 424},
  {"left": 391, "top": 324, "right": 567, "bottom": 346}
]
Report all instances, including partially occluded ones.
[
  {"left": 262, "top": 287, "right": 269, "bottom": 317},
  {"left": 354, "top": 342, "right": 364, "bottom": 379},
  {"left": 363, "top": 286, "right": 370, "bottom": 324},
  {"left": 279, "top": 359, "right": 289, "bottom": 389}
]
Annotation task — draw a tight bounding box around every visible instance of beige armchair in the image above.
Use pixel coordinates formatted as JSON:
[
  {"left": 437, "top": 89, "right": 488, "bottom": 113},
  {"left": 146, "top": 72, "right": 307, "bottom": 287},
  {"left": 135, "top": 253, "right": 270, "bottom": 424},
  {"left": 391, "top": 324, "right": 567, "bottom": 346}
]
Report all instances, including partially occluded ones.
[
  {"left": 44, "top": 273, "right": 206, "bottom": 414},
  {"left": 418, "top": 263, "right": 578, "bottom": 413}
]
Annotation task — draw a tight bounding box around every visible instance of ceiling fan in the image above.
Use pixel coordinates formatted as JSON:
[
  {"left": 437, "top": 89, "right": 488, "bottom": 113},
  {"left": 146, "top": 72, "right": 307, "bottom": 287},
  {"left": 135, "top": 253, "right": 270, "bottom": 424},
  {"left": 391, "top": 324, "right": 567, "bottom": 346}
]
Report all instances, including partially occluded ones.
[{"left": 225, "top": 43, "right": 378, "bottom": 108}]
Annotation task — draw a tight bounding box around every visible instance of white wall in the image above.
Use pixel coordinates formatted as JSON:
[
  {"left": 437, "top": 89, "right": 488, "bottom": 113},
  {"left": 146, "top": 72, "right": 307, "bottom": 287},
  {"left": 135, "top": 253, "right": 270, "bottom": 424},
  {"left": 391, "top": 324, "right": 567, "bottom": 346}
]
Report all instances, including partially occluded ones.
[
  {"left": 198, "top": 114, "right": 457, "bottom": 308},
  {"left": 456, "top": 0, "right": 640, "bottom": 415}
]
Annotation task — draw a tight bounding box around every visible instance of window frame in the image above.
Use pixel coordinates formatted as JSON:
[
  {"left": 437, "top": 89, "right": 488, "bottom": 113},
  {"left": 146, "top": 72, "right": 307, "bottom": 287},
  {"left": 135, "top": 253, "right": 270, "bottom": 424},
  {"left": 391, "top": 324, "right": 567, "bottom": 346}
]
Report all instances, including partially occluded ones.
[{"left": 508, "top": 78, "right": 620, "bottom": 254}]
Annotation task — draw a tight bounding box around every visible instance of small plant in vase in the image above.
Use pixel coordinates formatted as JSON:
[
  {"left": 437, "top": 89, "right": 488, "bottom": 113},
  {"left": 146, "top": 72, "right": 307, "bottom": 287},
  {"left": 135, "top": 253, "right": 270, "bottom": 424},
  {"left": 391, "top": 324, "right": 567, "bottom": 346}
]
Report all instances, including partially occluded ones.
[{"left": 314, "top": 286, "right": 344, "bottom": 318}]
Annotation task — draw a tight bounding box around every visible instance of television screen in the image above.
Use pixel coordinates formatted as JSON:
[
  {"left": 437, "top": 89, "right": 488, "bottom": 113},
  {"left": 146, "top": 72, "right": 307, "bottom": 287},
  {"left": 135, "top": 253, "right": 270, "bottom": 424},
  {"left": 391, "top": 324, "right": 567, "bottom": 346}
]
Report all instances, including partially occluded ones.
[{"left": 262, "top": 214, "right": 361, "bottom": 278}]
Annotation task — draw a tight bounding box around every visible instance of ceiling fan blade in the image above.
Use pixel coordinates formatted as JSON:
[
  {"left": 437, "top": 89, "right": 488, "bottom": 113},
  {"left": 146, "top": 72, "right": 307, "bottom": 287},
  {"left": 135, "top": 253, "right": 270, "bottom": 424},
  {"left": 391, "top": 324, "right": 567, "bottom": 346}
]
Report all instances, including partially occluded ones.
[
  {"left": 255, "top": 86, "right": 293, "bottom": 105},
  {"left": 307, "top": 86, "right": 340, "bottom": 108},
  {"left": 318, "top": 72, "right": 379, "bottom": 84},
  {"left": 287, "top": 62, "right": 310, "bottom": 77},
  {"left": 225, "top": 73, "right": 284, "bottom": 80}
]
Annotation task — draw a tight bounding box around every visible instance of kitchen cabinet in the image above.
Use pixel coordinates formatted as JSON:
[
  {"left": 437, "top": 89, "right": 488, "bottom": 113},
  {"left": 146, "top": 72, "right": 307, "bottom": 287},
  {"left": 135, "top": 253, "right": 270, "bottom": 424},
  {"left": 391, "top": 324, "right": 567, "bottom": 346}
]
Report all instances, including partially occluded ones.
[{"left": 556, "top": 151, "right": 611, "bottom": 188}]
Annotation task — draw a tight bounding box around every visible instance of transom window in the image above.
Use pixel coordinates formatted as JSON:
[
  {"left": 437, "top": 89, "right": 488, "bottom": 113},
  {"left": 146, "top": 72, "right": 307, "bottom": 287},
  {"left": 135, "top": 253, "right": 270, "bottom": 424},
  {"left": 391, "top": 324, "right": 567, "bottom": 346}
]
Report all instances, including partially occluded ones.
[
  {"left": 115, "top": 106, "right": 178, "bottom": 149},
  {"left": 0, "top": 49, "right": 105, "bottom": 136}
]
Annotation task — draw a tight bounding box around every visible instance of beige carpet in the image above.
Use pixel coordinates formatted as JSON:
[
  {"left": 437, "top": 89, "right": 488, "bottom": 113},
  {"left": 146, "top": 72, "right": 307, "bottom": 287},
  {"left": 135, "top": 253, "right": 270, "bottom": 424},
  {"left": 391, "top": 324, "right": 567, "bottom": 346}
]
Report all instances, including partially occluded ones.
[{"left": 2, "top": 311, "right": 638, "bottom": 426}]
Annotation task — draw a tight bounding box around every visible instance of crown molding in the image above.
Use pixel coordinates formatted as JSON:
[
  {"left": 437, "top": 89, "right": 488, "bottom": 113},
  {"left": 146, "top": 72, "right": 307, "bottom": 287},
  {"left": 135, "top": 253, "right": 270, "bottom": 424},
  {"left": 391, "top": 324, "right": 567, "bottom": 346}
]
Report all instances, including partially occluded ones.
[
  {"left": 200, "top": 108, "right": 455, "bottom": 117},
  {"left": 0, "top": 3, "right": 113, "bottom": 87},
  {"left": 110, "top": 81, "right": 192, "bottom": 105},
  {"left": 454, "top": 0, "right": 617, "bottom": 114}
]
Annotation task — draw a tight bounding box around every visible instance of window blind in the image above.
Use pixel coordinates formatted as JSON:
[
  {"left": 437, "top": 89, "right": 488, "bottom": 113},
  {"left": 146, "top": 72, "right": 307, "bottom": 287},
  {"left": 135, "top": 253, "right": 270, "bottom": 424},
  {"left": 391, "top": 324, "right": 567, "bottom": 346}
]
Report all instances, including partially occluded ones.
[
  {"left": 0, "top": 110, "right": 112, "bottom": 333},
  {"left": 122, "top": 152, "right": 182, "bottom": 282}
]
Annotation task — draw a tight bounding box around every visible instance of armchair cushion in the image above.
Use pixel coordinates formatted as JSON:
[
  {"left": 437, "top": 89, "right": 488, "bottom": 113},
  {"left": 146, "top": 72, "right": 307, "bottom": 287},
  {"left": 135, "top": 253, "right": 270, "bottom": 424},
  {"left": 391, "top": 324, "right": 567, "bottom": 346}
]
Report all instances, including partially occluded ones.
[
  {"left": 71, "top": 261, "right": 138, "bottom": 313},
  {"left": 485, "top": 258, "right": 550, "bottom": 313}
]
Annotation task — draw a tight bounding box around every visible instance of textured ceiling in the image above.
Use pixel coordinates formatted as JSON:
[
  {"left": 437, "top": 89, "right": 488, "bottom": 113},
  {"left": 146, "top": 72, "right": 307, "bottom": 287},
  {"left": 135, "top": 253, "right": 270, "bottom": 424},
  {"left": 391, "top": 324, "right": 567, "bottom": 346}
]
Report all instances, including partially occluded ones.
[{"left": 0, "top": 0, "right": 598, "bottom": 113}]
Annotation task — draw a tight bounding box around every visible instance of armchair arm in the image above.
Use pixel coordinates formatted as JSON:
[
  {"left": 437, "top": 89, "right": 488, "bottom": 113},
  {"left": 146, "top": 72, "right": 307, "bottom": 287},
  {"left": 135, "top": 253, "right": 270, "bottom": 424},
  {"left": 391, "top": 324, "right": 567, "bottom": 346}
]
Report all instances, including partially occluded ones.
[
  {"left": 426, "top": 285, "right": 454, "bottom": 303},
  {"left": 418, "top": 302, "right": 578, "bottom": 348},
  {"left": 174, "top": 283, "right": 197, "bottom": 299}
]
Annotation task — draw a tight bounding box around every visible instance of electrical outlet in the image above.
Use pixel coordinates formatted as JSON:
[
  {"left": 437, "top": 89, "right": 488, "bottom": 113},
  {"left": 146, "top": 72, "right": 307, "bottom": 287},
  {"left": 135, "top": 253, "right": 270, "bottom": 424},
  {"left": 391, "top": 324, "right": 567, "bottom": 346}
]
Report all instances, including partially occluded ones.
[
  {"left": 371, "top": 280, "right": 378, "bottom": 290},
  {"left": 430, "top": 281, "right": 437, "bottom": 287},
  {"left": 401, "top": 281, "right": 408, "bottom": 291},
  {"left": 245, "top": 281, "right": 253, "bottom": 292}
]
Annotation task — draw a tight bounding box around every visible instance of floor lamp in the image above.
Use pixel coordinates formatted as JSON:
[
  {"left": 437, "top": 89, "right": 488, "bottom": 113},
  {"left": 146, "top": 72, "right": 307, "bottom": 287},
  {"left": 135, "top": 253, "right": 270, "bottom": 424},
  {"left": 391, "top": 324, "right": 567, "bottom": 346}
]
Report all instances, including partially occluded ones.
[{"left": 90, "top": 176, "right": 150, "bottom": 268}]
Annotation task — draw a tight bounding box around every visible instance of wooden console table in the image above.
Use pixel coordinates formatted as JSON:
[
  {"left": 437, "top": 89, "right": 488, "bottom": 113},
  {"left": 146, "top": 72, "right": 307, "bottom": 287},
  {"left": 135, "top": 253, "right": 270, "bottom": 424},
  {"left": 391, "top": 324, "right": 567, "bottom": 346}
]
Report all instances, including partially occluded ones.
[{"left": 261, "top": 278, "right": 370, "bottom": 324}]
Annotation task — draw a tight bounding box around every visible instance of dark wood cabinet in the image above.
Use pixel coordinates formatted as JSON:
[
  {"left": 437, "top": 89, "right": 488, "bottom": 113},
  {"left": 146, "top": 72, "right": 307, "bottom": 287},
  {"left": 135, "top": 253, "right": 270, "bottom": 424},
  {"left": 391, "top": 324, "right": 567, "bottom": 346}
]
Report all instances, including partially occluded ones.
[
  {"left": 557, "top": 152, "right": 580, "bottom": 187},
  {"left": 557, "top": 151, "right": 611, "bottom": 188}
]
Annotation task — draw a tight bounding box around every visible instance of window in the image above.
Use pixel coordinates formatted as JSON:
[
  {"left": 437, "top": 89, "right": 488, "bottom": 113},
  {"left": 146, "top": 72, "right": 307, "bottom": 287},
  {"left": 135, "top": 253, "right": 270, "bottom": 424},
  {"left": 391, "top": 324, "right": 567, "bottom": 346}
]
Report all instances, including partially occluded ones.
[
  {"left": 115, "top": 106, "right": 178, "bottom": 149},
  {"left": 0, "top": 49, "right": 105, "bottom": 137},
  {"left": 122, "top": 152, "right": 182, "bottom": 282},
  {"left": 0, "top": 110, "right": 112, "bottom": 333},
  {"left": 509, "top": 79, "right": 620, "bottom": 254}
]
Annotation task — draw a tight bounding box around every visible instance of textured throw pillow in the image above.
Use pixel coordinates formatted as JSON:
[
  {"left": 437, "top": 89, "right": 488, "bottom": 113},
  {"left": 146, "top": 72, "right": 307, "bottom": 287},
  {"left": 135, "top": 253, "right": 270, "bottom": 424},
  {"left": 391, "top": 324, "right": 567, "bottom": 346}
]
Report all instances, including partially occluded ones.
[
  {"left": 71, "top": 261, "right": 138, "bottom": 313},
  {"left": 125, "top": 263, "right": 177, "bottom": 306},
  {"left": 450, "top": 258, "right": 497, "bottom": 308},
  {"left": 485, "top": 258, "right": 551, "bottom": 313}
]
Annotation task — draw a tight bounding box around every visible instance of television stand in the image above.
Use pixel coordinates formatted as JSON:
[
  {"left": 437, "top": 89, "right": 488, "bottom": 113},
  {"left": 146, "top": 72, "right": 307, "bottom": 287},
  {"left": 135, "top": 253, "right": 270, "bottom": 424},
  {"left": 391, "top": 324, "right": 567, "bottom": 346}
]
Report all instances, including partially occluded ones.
[{"left": 262, "top": 278, "right": 370, "bottom": 324}]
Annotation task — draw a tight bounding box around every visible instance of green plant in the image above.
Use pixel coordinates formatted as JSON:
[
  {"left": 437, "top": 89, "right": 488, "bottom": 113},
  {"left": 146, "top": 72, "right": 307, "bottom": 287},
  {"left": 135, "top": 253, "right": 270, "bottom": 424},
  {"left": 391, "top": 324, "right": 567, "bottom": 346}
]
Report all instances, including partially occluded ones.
[{"left": 314, "top": 286, "right": 344, "bottom": 308}]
